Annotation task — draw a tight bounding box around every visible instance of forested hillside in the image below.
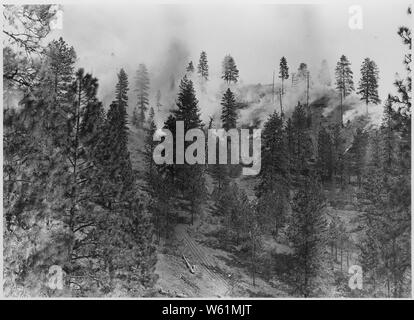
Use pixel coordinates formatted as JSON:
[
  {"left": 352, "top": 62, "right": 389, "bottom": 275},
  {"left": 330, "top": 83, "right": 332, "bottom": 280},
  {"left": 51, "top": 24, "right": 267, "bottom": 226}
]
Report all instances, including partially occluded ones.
[{"left": 3, "top": 5, "right": 411, "bottom": 297}]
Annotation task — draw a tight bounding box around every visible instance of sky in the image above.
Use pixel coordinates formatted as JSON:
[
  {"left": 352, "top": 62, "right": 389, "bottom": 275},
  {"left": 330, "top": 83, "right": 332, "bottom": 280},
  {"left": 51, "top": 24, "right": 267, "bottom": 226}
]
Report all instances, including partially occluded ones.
[{"left": 51, "top": 1, "right": 411, "bottom": 108}]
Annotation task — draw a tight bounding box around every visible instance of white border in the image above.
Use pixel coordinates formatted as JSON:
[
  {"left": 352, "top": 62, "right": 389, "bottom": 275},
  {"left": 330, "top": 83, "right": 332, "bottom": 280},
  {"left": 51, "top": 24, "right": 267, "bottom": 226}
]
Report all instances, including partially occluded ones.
[{"left": 1, "top": 0, "right": 412, "bottom": 301}]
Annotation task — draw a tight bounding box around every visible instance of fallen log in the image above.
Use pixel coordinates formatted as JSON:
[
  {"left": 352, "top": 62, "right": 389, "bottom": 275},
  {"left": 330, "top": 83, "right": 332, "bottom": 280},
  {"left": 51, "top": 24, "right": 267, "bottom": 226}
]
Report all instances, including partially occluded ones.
[{"left": 182, "top": 254, "right": 196, "bottom": 274}]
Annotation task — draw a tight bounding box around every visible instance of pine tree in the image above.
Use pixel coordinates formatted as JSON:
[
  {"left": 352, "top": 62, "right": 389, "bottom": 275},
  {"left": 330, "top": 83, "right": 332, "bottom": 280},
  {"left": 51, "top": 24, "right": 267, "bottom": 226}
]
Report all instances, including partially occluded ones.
[
  {"left": 256, "top": 111, "right": 289, "bottom": 238},
  {"left": 335, "top": 55, "right": 355, "bottom": 98},
  {"left": 4, "top": 38, "right": 79, "bottom": 294},
  {"left": 4, "top": 36, "right": 157, "bottom": 295},
  {"left": 357, "top": 12, "right": 411, "bottom": 296},
  {"left": 289, "top": 102, "right": 313, "bottom": 182},
  {"left": 60, "top": 68, "right": 113, "bottom": 291},
  {"left": 3, "top": 98, "right": 65, "bottom": 295},
  {"left": 39, "top": 37, "right": 76, "bottom": 141},
  {"left": 210, "top": 88, "right": 238, "bottom": 192},
  {"left": 212, "top": 183, "right": 260, "bottom": 285},
  {"left": 94, "top": 69, "right": 156, "bottom": 291},
  {"left": 279, "top": 57, "right": 289, "bottom": 95},
  {"left": 220, "top": 88, "right": 237, "bottom": 130},
  {"left": 222, "top": 55, "right": 239, "bottom": 84},
  {"left": 92, "top": 69, "right": 132, "bottom": 206},
  {"left": 112, "top": 68, "right": 130, "bottom": 152},
  {"left": 4, "top": 39, "right": 83, "bottom": 294},
  {"left": 197, "top": 51, "right": 209, "bottom": 81},
  {"left": 79, "top": 76, "right": 105, "bottom": 149},
  {"left": 257, "top": 111, "right": 288, "bottom": 196},
  {"left": 43, "top": 37, "right": 77, "bottom": 101},
  {"left": 391, "top": 7, "right": 411, "bottom": 173},
  {"left": 358, "top": 160, "right": 410, "bottom": 297},
  {"left": 171, "top": 76, "right": 205, "bottom": 225},
  {"left": 144, "top": 106, "right": 170, "bottom": 241},
  {"left": 381, "top": 97, "right": 397, "bottom": 175},
  {"left": 297, "top": 63, "right": 309, "bottom": 83},
  {"left": 186, "top": 61, "right": 195, "bottom": 73},
  {"left": 135, "top": 64, "right": 150, "bottom": 127},
  {"left": 358, "top": 132, "right": 383, "bottom": 294},
  {"left": 288, "top": 177, "right": 328, "bottom": 297},
  {"left": 116, "top": 68, "right": 129, "bottom": 106},
  {"left": 149, "top": 113, "right": 177, "bottom": 240},
  {"left": 357, "top": 58, "right": 381, "bottom": 113},
  {"left": 173, "top": 76, "right": 203, "bottom": 131},
  {"left": 335, "top": 55, "right": 355, "bottom": 125}
]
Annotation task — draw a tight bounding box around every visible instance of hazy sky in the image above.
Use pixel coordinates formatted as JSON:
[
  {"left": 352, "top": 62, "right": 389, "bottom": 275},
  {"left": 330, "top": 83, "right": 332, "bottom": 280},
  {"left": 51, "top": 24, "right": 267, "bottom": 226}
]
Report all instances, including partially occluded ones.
[{"left": 52, "top": 1, "right": 411, "bottom": 105}]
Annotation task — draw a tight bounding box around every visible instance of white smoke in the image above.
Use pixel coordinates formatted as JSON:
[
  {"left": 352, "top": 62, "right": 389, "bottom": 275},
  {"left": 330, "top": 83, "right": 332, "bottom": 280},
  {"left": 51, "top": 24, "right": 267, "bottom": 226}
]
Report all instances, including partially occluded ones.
[
  {"left": 129, "top": 42, "right": 385, "bottom": 132},
  {"left": 343, "top": 102, "right": 383, "bottom": 129}
]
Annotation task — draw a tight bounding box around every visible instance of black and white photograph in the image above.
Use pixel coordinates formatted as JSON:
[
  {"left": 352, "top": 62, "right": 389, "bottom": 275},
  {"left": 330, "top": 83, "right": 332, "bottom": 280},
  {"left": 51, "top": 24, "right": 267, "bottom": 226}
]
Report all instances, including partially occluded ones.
[{"left": 2, "top": 0, "right": 412, "bottom": 300}]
